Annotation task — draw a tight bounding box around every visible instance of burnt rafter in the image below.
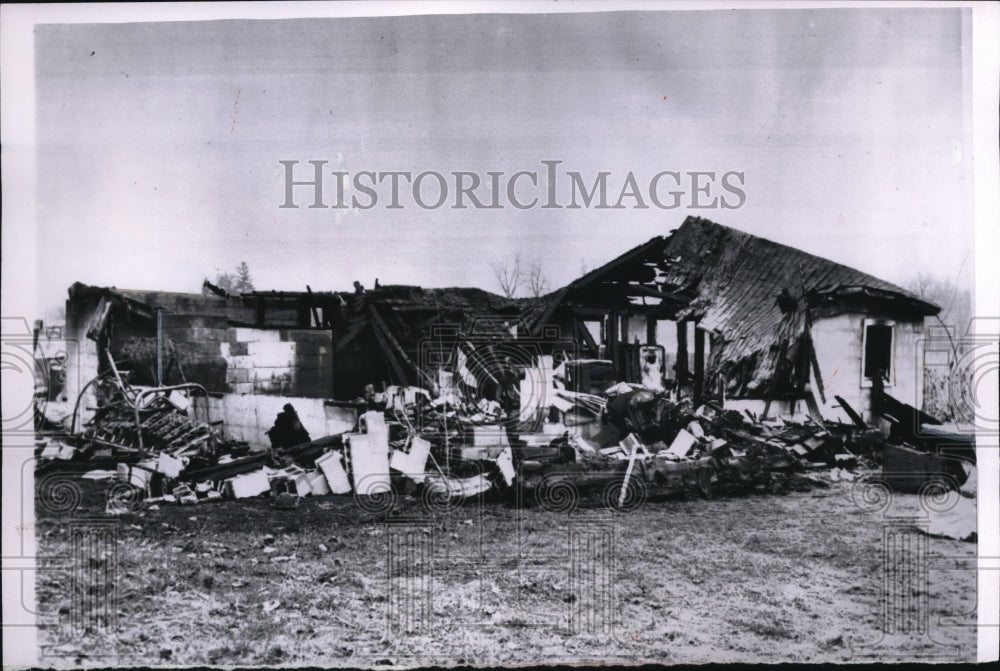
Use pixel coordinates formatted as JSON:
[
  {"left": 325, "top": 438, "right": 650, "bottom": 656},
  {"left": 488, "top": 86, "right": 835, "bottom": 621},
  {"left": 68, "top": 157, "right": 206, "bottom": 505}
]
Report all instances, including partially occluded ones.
[
  {"left": 541, "top": 216, "right": 940, "bottom": 399},
  {"left": 596, "top": 263, "right": 659, "bottom": 284},
  {"left": 620, "top": 282, "right": 692, "bottom": 304}
]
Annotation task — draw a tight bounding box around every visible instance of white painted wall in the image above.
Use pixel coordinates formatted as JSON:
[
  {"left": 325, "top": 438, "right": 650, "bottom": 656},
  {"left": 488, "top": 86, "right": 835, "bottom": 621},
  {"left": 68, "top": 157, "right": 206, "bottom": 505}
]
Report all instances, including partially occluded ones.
[
  {"left": 808, "top": 312, "right": 925, "bottom": 424},
  {"left": 196, "top": 394, "right": 358, "bottom": 450}
]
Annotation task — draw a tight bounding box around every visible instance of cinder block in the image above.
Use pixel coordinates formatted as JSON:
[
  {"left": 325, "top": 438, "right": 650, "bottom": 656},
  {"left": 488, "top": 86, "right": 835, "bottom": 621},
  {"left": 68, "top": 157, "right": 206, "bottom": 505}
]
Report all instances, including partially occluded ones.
[
  {"left": 251, "top": 339, "right": 291, "bottom": 353},
  {"left": 390, "top": 436, "right": 432, "bottom": 482},
  {"left": 247, "top": 342, "right": 296, "bottom": 367},
  {"left": 233, "top": 328, "right": 255, "bottom": 343},
  {"left": 226, "top": 470, "right": 270, "bottom": 499},
  {"left": 227, "top": 368, "right": 251, "bottom": 384},
  {"left": 306, "top": 470, "right": 332, "bottom": 496},
  {"left": 316, "top": 451, "right": 351, "bottom": 494},
  {"left": 180, "top": 340, "right": 226, "bottom": 359},
  {"left": 348, "top": 431, "right": 390, "bottom": 496},
  {"left": 229, "top": 355, "right": 255, "bottom": 369},
  {"left": 295, "top": 404, "right": 325, "bottom": 428},
  {"left": 241, "top": 329, "right": 282, "bottom": 344}
]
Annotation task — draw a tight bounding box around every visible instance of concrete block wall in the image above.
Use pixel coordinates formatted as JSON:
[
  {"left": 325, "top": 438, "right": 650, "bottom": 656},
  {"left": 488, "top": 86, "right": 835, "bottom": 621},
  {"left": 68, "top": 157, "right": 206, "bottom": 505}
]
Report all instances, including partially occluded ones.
[
  {"left": 62, "top": 290, "right": 336, "bottom": 431},
  {"left": 108, "top": 322, "right": 333, "bottom": 398},
  {"left": 162, "top": 314, "right": 230, "bottom": 392},
  {"left": 118, "top": 291, "right": 257, "bottom": 324},
  {"left": 221, "top": 327, "right": 333, "bottom": 397},
  {"left": 287, "top": 332, "right": 335, "bottom": 397},
  {"left": 110, "top": 323, "right": 337, "bottom": 445},
  {"left": 62, "top": 299, "right": 101, "bottom": 426}
]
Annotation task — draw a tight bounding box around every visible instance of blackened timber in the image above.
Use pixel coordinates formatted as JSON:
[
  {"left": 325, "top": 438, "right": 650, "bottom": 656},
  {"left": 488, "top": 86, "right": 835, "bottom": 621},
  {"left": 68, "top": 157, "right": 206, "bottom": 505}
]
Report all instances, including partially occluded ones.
[
  {"left": 255, "top": 298, "right": 266, "bottom": 327},
  {"left": 574, "top": 318, "right": 599, "bottom": 353},
  {"left": 834, "top": 395, "right": 867, "bottom": 429},
  {"left": 565, "top": 285, "right": 644, "bottom": 310},
  {"left": 676, "top": 320, "right": 689, "bottom": 382},
  {"left": 283, "top": 434, "right": 345, "bottom": 465},
  {"left": 368, "top": 308, "right": 410, "bottom": 385},
  {"left": 694, "top": 326, "right": 705, "bottom": 404},
  {"left": 607, "top": 311, "right": 619, "bottom": 370},
  {"left": 806, "top": 332, "right": 827, "bottom": 404},
  {"left": 622, "top": 283, "right": 692, "bottom": 305},
  {"left": 368, "top": 304, "right": 435, "bottom": 388},
  {"left": 306, "top": 286, "right": 322, "bottom": 327},
  {"left": 180, "top": 452, "right": 270, "bottom": 482}
]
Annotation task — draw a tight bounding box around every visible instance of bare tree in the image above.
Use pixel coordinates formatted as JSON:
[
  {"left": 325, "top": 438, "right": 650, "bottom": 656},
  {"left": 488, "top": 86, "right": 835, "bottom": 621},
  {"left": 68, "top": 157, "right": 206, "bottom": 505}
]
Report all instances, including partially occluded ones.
[
  {"left": 904, "top": 272, "right": 971, "bottom": 336},
  {"left": 491, "top": 254, "right": 523, "bottom": 298},
  {"left": 904, "top": 271, "right": 973, "bottom": 421},
  {"left": 526, "top": 259, "right": 550, "bottom": 298}
]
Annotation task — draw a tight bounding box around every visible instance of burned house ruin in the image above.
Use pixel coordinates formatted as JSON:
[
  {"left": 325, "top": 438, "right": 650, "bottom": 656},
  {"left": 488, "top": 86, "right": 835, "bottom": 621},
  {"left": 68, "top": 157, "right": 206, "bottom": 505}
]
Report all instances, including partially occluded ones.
[
  {"left": 55, "top": 216, "right": 939, "bottom": 448},
  {"left": 535, "top": 216, "right": 940, "bottom": 425}
]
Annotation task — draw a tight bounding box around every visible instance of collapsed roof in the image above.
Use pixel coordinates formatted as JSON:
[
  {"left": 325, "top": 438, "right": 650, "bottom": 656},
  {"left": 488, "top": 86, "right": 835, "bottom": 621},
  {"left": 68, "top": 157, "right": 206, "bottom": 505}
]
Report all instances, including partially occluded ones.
[
  {"left": 65, "top": 216, "right": 939, "bottom": 400},
  {"left": 334, "top": 284, "right": 533, "bottom": 389},
  {"left": 537, "top": 216, "right": 939, "bottom": 398},
  {"left": 67, "top": 280, "right": 542, "bottom": 395}
]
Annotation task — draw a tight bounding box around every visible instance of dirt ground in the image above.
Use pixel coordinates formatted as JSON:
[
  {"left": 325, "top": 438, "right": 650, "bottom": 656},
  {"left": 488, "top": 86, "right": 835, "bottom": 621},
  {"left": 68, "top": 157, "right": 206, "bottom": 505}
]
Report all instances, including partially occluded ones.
[{"left": 34, "top": 476, "right": 977, "bottom": 666}]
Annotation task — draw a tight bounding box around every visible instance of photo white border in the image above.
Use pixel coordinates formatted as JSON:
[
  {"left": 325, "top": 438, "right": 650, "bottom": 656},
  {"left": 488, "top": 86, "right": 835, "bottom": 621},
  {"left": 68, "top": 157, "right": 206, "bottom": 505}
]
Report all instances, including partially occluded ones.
[{"left": 2, "top": 1, "right": 997, "bottom": 665}]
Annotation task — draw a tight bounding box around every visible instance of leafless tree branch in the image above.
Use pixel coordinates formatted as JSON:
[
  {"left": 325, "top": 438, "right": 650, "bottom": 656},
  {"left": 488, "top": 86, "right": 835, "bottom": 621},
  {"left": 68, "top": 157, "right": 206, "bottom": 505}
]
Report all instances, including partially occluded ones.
[
  {"left": 526, "top": 260, "right": 549, "bottom": 298},
  {"left": 491, "top": 255, "right": 523, "bottom": 298}
]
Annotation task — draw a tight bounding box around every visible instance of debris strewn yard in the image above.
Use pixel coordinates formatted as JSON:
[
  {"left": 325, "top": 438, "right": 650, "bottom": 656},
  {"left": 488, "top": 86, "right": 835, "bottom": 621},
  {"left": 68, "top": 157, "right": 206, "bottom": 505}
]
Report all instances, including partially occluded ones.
[
  {"left": 34, "top": 476, "right": 976, "bottom": 665},
  {"left": 29, "top": 214, "right": 980, "bottom": 665}
]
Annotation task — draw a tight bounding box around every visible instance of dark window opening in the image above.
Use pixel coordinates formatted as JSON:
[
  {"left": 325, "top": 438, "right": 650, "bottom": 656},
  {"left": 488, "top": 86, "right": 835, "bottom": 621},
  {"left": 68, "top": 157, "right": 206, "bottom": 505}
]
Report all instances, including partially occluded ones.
[{"left": 863, "top": 324, "right": 893, "bottom": 381}]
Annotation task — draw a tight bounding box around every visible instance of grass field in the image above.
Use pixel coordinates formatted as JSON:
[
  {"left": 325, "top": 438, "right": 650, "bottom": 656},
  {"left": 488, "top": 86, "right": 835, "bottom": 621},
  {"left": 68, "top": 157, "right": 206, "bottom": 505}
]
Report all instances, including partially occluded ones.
[{"left": 34, "top": 476, "right": 977, "bottom": 665}]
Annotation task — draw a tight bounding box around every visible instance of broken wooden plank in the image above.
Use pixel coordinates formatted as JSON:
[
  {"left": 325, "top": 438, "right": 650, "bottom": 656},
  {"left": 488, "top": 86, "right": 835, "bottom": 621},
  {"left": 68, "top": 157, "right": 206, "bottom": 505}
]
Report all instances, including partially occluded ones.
[{"left": 833, "top": 395, "right": 867, "bottom": 429}]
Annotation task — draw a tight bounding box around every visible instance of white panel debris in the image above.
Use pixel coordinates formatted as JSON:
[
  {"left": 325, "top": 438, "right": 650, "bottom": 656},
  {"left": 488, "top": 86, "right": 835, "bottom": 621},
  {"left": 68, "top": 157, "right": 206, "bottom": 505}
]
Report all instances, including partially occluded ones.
[
  {"left": 390, "top": 435, "right": 432, "bottom": 483},
  {"left": 225, "top": 469, "right": 271, "bottom": 499},
  {"left": 315, "top": 451, "right": 352, "bottom": 494}
]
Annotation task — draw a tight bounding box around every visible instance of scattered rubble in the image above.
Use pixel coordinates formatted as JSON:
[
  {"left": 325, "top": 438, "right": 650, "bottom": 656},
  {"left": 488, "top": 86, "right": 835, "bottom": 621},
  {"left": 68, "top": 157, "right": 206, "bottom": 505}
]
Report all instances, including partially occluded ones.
[{"left": 36, "top": 344, "right": 974, "bottom": 521}]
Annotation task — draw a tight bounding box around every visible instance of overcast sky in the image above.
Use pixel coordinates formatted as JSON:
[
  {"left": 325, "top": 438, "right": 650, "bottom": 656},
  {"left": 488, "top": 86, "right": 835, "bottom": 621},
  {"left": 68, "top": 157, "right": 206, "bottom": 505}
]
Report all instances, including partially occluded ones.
[{"left": 32, "top": 6, "right": 972, "bottom": 314}]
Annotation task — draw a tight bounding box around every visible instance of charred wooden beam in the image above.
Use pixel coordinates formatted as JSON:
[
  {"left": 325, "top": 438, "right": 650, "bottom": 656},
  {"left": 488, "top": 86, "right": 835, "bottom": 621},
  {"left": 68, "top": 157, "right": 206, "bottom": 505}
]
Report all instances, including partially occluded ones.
[
  {"left": 676, "top": 320, "right": 689, "bottom": 382},
  {"left": 694, "top": 326, "right": 705, "bottom": 405}
]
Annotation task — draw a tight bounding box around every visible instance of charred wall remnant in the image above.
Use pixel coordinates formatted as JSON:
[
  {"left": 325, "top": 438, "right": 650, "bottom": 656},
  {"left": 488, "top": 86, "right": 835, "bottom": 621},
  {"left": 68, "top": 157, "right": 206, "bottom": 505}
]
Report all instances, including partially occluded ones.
[
  {"left": 531, "top": 217, "right": 939, "bottom": 423},
  {"left": 59, "top": 216, "right": 940, "bottom": 434}
]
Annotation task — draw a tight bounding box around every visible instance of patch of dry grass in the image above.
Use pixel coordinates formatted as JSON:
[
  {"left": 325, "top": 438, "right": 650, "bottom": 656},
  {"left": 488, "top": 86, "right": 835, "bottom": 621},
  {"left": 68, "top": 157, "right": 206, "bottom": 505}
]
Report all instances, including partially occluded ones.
[{"left": 34, "top": 478, "right": 976, "bottom": 665}]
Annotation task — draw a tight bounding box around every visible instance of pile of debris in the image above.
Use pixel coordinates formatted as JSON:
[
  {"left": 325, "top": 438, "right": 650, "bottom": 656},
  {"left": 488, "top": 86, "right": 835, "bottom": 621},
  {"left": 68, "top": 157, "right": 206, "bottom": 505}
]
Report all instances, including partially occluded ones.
[
  {"left": 513, "top": 383, "right": 862, "bottom": 508},
  {"left": 37, "top": 378, "right": 826, "bottom": 518},
  {"left": 36, "top": 347, "right": 974, "bottom": 519},
  {"left": 37, "top": 367, "right": 521, "bottom": 511}
]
